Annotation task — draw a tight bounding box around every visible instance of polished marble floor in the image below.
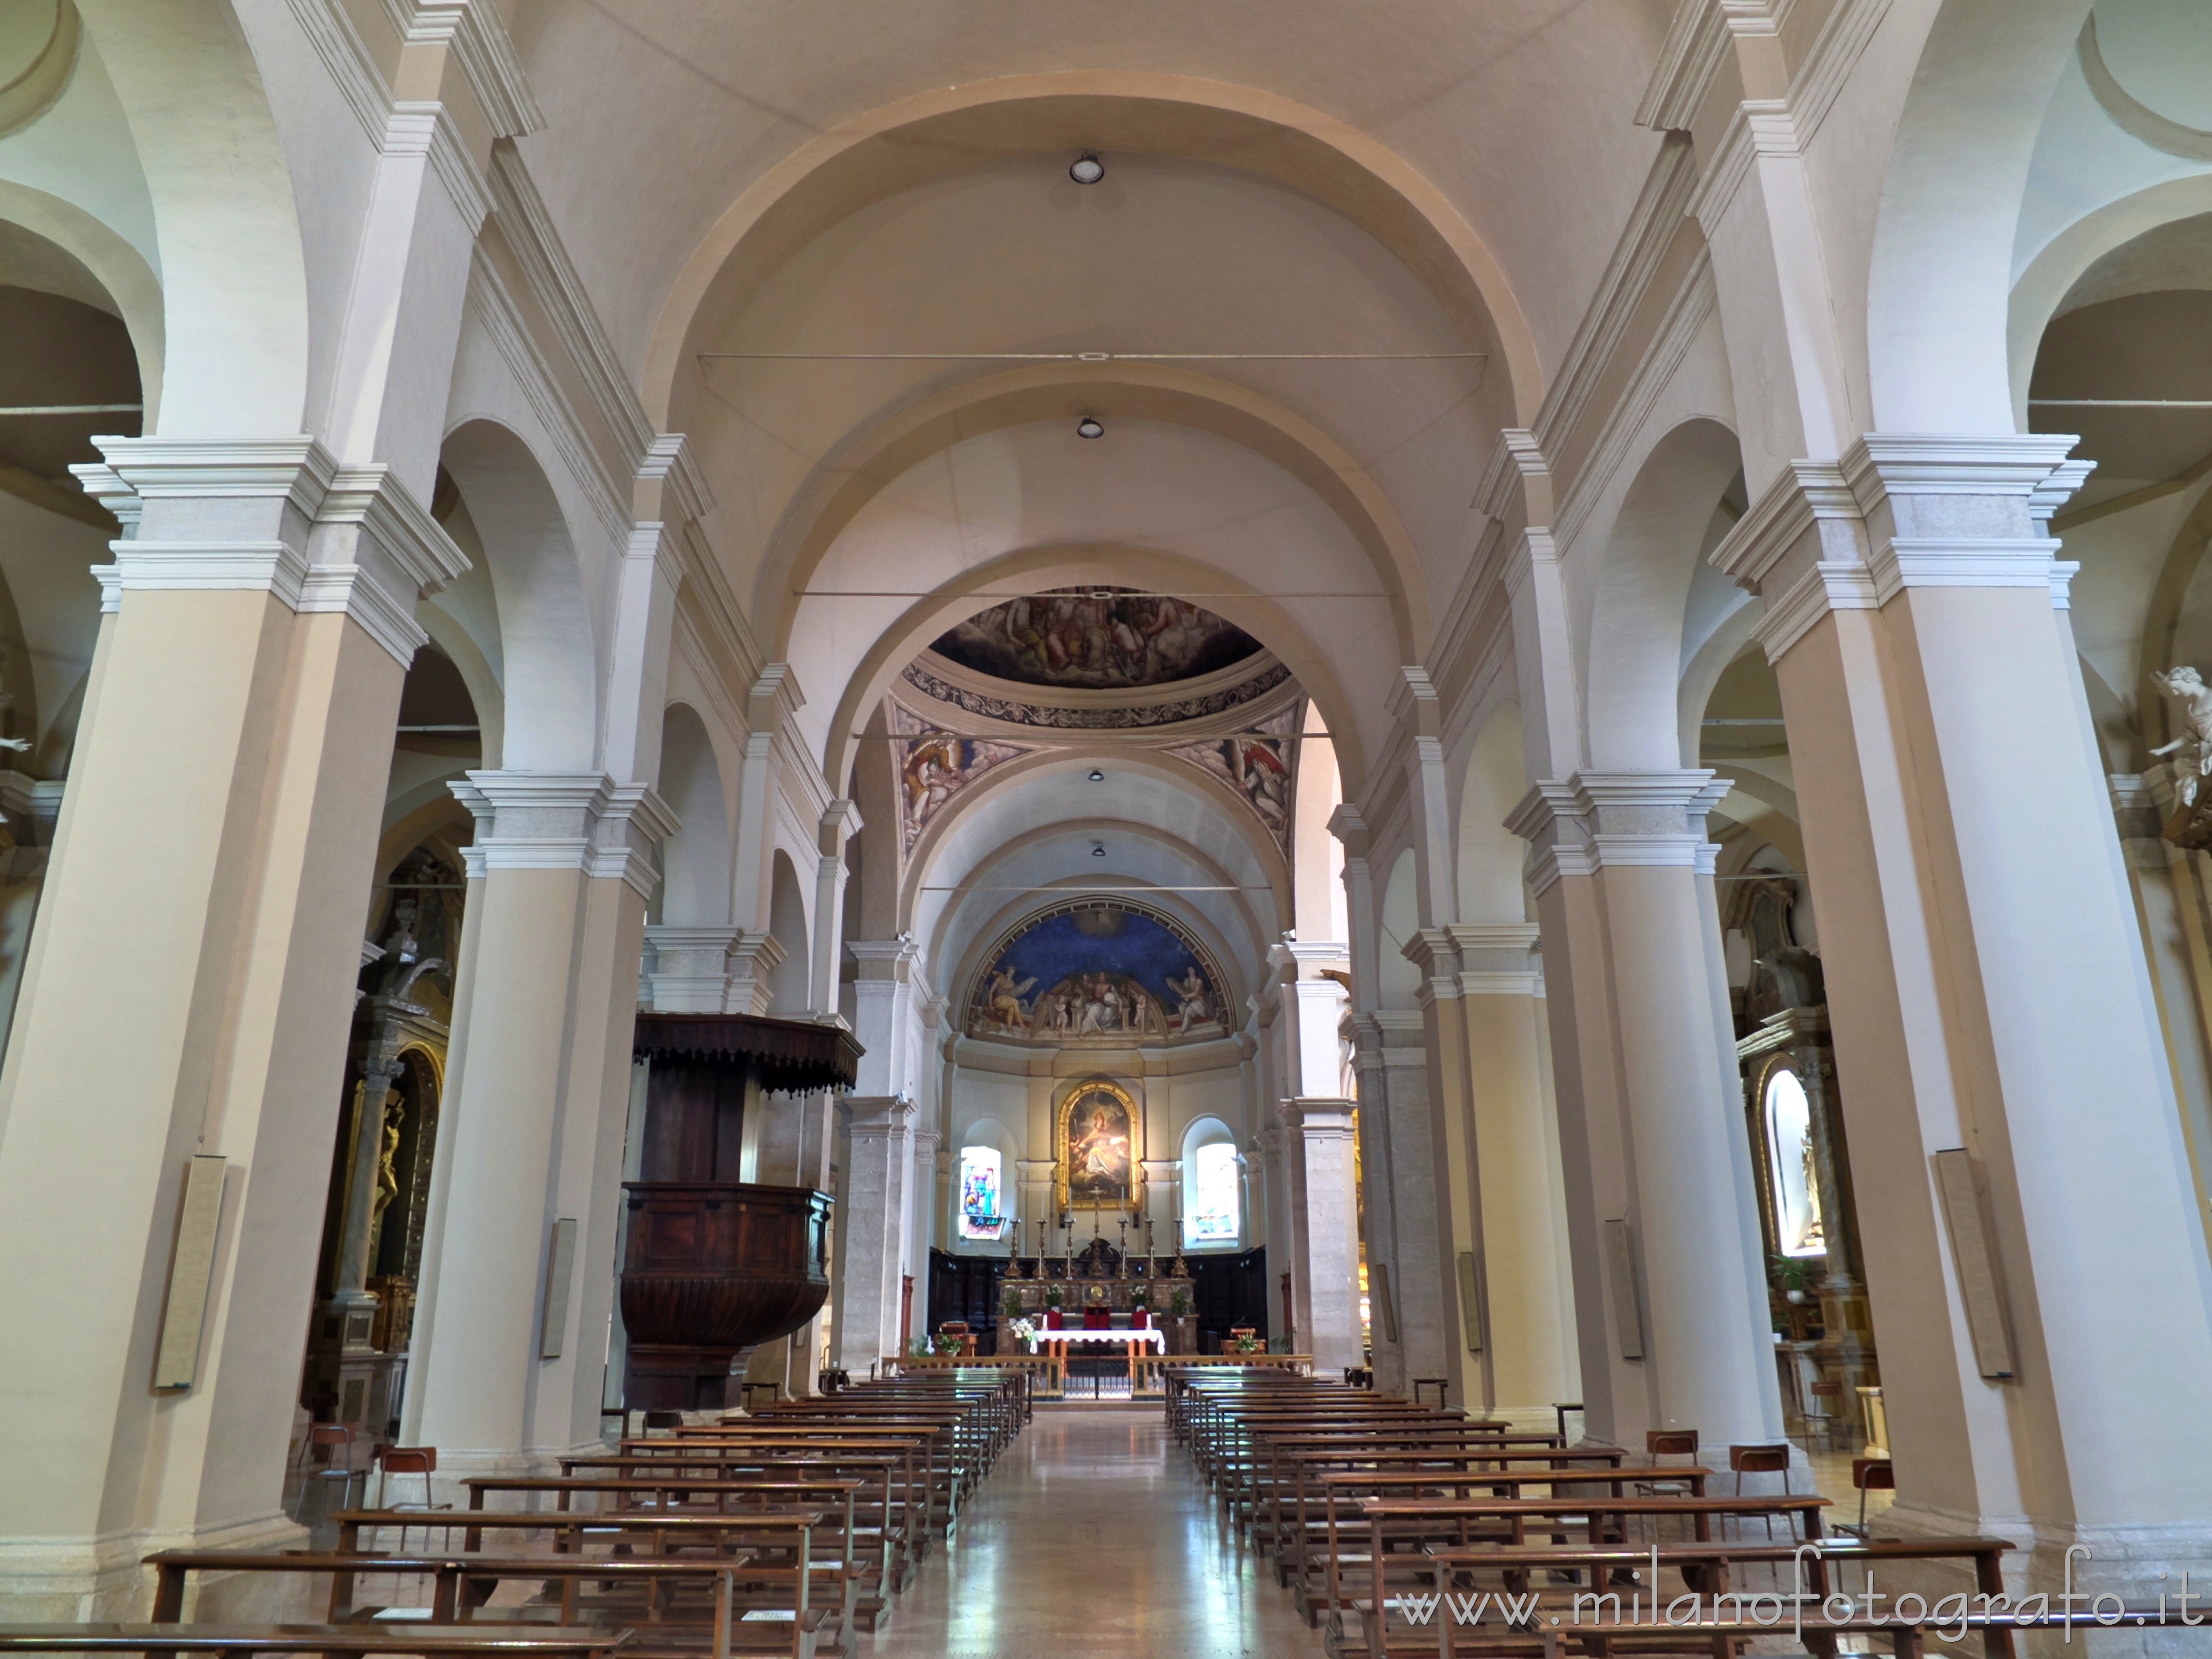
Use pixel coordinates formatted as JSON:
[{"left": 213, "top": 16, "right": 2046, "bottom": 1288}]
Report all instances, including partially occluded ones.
[{"left": 862, "top": 1407, "right": 1329, "bottom": 1658}]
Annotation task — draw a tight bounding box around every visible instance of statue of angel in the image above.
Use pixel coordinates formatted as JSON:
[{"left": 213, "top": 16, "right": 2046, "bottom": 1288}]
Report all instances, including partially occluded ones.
[{"left": 2151, "top": 666, "right": 2212, "bottom": 804}]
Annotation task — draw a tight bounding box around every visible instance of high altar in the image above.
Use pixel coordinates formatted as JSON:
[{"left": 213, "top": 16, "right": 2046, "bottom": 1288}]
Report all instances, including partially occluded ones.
[{"left": 999, "top": 1237, "right": 1196, "bottom": 1349}]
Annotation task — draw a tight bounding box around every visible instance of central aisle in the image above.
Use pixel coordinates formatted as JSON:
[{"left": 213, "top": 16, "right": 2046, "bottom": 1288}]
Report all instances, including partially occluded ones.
[{"left": 864, "top": 1406, "right": 1329, "bottom": 1658}]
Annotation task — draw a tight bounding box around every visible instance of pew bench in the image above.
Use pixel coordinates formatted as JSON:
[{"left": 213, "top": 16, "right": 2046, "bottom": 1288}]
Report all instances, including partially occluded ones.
[{"left": 0, "top": 1626, "right": 632, "bottom": 1659}]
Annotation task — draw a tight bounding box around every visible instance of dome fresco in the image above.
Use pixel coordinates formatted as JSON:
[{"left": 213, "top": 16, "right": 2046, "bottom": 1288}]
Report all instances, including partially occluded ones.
[{"left": 928, "top": 588, "right": 1265, "bottom": 691}]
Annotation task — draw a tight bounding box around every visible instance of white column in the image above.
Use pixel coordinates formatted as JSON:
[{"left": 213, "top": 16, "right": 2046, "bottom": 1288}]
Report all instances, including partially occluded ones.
[
  {"left": 0, "top": 446, "right": 463, "bottom": 1616},
  {"left": 1353, "top": 1009, "right": 1452, "bottom": 1400},
  {"left": 1508, "top": 772, "right": 1781, "bottom": 1452},
  {"left": 406, "top": 774, "right": 672, "bottom": 1472},
  {"left": 641, "top": 925, "right": 742, "bottom": 1013},
  {"left": 1451, "top": 924, "right": 1579, "bottom": 1415},
  {"left": 833, "top": 1097, "right": 915, "bottom": 1371},
  {"left": 1281, "top": 1098, "right": 1363, "bottom": 1374},
  {"left": 1715, "top": 434, "right": 2212, "bottom": 1593},
  {"left": 810, "top": 804, "right": 861, "bottom": 1016}
]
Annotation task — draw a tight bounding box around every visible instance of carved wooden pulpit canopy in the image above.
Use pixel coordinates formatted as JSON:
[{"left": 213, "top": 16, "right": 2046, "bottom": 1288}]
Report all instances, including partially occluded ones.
[{"left": 619, "top": 1013, "right": 862, "bottom": 1411}]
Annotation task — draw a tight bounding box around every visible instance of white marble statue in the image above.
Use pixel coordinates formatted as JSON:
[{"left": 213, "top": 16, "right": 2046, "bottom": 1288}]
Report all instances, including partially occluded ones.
[{"left": 2152, "top": 666, "right": 2212, "bottom": 804}]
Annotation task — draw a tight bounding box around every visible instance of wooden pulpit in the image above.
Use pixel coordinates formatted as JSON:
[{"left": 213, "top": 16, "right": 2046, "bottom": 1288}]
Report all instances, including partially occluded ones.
[{"left": 619, "top": 1012, "right": 860, "bottom": 1411}]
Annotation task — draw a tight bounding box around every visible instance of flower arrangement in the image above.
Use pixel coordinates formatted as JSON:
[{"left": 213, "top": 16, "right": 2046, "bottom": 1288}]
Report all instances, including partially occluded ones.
[
  {"left": 1232, "top": 1332, "right": 1264, "bottom": 1354},
  {"left": 933, "top": 1332, "right": 963, "bottom": 1357},
  {"left": 1006, "top": 1316, "right": 1037, "bottom": 1346}
]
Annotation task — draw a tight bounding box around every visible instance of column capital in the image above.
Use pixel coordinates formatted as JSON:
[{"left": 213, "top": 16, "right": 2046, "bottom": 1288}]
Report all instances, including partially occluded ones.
[
  {"left": 1279, "top": 1096, "right": 1358, "bottom": 1138},
  {"left": 748, "top": 663, "right": 806, "bottom": 735},
  {"left": 451, "top": 771, "right": 678, "bottom": 900},
  {"left": 1385, "top": 665, "right": 1444, "bottom": 737},
  {"left": 1506, "top": 771, "right": 1727, "bottom": 895},
  {"left": 842, "top": 1095, "right": 917, "bottom": 1139},
  {"left": 847, "top": 936, "right": 920, "bottom": 980},
  {"left": 74, "top": 437, "right": 470, "bottom": 666},
  {"left": 1269, "top": 937, "right": 1352, "bottom": 978},
  {"left": 1326, "top": 803, "right": 1371, "bottom": 859},
  {"left": 1445, "top": 922, "right": 1544, "bottom": 995},
  {"left": 1347, "top": 1011, "right": 1427, "bottom": 1065},
  {"left": 818, "top": 798, "right": 863, "bottom": 855},
  {"left": 1712, "top": 435, "right": 2093, "bottom": 664},
  {"left": 722, "top": 931, "right": 787, "bottom": 1016}
]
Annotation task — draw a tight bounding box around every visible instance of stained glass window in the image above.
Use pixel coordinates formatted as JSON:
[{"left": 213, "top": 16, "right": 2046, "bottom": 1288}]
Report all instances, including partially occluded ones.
[
  {"left": 958, "top": 1145, "right": 1005, "bottom": 1241},
  {"left": 1186, "top": 1141, "right": 1240, "bottom": 1245}
]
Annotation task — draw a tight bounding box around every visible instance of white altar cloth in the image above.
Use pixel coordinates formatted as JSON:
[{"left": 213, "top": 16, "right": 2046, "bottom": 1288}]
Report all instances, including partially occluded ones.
[{"left": 1025, "top": 1328, "right": 1167, "bottom": 1351}]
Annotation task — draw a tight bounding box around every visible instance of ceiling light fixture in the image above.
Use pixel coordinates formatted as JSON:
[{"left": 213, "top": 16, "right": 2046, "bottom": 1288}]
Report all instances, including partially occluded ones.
[
  {"left": 1088, "top": 769, "right": 1104, "bottom": 782},
  {"left": 1070, "top": 152, "right": 1105, "bottom": 185},
  {"left": 1077, "top": 416, "right": 1105, "bottom": 440},
  {"left": 1092, "top": 842, "right": 1108, "bottom": 858}
]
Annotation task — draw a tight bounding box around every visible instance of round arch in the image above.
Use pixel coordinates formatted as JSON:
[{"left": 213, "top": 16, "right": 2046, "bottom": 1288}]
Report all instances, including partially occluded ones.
[
  {"left": 2008, "top": 180, "right": 2212, "bottom": 426},
  {"left": 77, "top": 0, "right": 310, "bottom": 435},
  {"left": 0, "top": 181, "right": 164, "bottom": 421},
  {"left": 1584, "top": 418, "right": 1745, "bottom": 771},
  {"left": 766, "top": 848, "right": 811, "bottom": 1015},
  {"left": 899, "top": 747, "right": 1292, "bottom": 936},
  {"left": 927, "top": 833, "right": 1271, "bottom": 1031},
  {"left": 1867, "top": 0, "right": 2098, "bottom": 431},
  {"left": 813, "top": 540, "right": 1373, "bottom": 800},
  {"left": 437, "top": 419, "right": 601, "bottom": 771},
  {"left": 643, "top": 70, "right": 1541, "bottom": 432},
  {"left": 656, "top": 702, "right": 731, "bottom": 926}
]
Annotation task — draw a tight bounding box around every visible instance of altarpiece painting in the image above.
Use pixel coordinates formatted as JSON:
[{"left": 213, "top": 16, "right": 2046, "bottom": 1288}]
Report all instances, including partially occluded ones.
[{"left": 1057, "top": 1078, "right": 1141, "bottom": 1213}]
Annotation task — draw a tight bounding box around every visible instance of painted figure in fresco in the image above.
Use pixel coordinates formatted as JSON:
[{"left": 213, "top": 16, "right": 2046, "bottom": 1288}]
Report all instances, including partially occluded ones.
[
  {"left": 902, "top": 733, "right": 963, "bottom": 822},
  {"left": 1077, "top": 973, "right": 1114, "bottom": 1035},
  {"left": 984, "top": 967, "right": 1036, "bottom": 1031},
  {"left": 1168, "top": 966, "right": 1213, "bottom": 1035},
  {"left": 1241, "top": 740, "right": 1292, "bottom": 831},
  {"left": 1129, "top": 985, "right": 1166, "bottom": 1037},
  {"left": 1069, "top": 1098, "right": 1132, "bottom": 1198}
]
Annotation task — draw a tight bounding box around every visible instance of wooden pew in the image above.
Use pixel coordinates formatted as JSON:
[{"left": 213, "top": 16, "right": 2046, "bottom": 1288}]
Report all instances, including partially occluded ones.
[
  {"left": 0, "top": 1626, "right": 632, "bottom": 1658},
  {"left": 1338, "top": 1495, "right": 1831, "bottom": 1659},
  {"left": 144, "top": 1527, "right": 834, "bottom": 1659}
]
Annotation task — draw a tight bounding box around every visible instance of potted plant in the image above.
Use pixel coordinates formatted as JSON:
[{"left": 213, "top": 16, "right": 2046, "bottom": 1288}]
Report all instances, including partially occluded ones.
[
  {"left": 933, "top": 1331, "right": 963, "bottom": 1358},
  {"left": 1044, "top": 1285, "right": 1064, "bottom": 1310},
  {"left": 1170, "top": 1288, "right": 1190, "bottom": 1319},
  {"left": 1002, "top": 1284, "right": 1024, "bottom": 1320}
]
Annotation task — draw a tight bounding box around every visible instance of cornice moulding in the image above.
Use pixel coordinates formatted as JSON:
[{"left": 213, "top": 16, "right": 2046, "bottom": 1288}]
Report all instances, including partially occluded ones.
[
  {"left": 384, "top": 0, "right": 546, "bottom": 139},
  {"left": 1552, "top": 250, "right": 1718, "bottom": 560},
  {"left": 463, "top": 247, "right": 630, "bottom": 550},
  {"left": 486, "top": 147, "right": 658, "bottom": 474}
]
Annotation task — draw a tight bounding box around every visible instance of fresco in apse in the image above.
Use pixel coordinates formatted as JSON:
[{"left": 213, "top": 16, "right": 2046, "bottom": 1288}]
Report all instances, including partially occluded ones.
[{"left": 969, "top": 902, "right": 1226, "bottom": 1045}]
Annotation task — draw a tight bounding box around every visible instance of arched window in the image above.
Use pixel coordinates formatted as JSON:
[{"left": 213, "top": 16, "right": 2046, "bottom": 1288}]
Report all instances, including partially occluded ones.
[
  {"left": 958, "top": 1145, "right": 1005, "bottom": 1240},
  {"left": 1186, "top": 1141, "right": 1240, "bottom": 1246},
  {"left": 1763, "top": 1068, "right": 1825, "bottom": 1258}
]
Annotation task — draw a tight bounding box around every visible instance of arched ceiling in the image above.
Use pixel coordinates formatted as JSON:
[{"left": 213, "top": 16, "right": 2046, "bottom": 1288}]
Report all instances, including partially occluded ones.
[
  {"left": 494, "top": 2, "right": 1677, "bottom": 1010},
  {"left": 908, "top": 753, "right": 1280, "bottom": 1018}
]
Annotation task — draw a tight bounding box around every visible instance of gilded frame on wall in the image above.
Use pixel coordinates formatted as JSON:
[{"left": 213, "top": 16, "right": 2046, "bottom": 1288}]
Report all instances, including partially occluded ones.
[{"left": 1055, "top": 1077, "right": 1144, "bottom": 1215}]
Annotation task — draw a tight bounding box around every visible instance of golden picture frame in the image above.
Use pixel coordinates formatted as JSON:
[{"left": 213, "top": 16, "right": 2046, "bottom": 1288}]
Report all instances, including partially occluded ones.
[{"left": 1055, "top": 1076, "right": 1144, "bottom": 1215}]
